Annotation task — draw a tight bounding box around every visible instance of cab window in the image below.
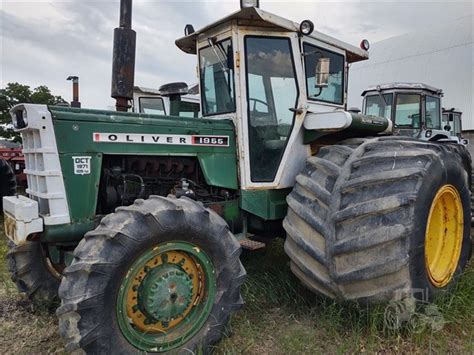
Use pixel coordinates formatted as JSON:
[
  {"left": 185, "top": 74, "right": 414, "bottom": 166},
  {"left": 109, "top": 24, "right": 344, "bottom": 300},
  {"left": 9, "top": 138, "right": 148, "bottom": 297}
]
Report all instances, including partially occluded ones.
[
  {"left": 169, "top": 100, "right": 200, "bottom": 118},
  {"left": 303, "top": 43, "right": 344, "bottom": 105},
  {"left": 245, "top": 36, "right": 298, "bottom": 182},
  {"left": 139, "top": 97, "right": 166, "bottom": 115},
  {"left": 199, "top": 38, "right": 235, "bottom": 116},
  {"left": 425, "top": 96, "right": 441, "bottom": 129},
  {"left": 178, "top": 101, "right": 200, "bottom": 118},
  {"left": 395, "top": 94, "right": 421, "bottom": 127},
  {"left": 442, "top": 113, "right": 449, "bottom": 126},
  {"left": 364, "top": 94, "right": 393, "bottom": 119},
  {"left": 453, "top": 113, "right": 462, "bottom": 136}
]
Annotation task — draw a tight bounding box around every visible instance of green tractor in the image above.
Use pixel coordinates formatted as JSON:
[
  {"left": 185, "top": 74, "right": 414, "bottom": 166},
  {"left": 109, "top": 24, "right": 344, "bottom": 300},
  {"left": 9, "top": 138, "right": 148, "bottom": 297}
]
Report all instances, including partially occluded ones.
[{"left": 3, "top": 2, "right": 472, "bottom": 353}]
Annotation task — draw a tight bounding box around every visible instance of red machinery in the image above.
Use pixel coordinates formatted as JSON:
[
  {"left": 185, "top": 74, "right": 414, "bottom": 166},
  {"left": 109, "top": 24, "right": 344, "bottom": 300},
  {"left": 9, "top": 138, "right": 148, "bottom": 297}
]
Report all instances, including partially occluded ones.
[{"left": 0, "top": 148, "right": 26, "bottom": 187}]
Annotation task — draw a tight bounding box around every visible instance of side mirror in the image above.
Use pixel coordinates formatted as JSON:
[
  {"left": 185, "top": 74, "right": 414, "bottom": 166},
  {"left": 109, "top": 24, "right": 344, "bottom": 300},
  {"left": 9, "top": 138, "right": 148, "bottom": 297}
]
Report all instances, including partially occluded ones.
[
  {"left": 315, "top": 57, "right": 330, "bottom": 88},
  {"left": 444, "top": 125, "right": 451, "bottom": 132}
]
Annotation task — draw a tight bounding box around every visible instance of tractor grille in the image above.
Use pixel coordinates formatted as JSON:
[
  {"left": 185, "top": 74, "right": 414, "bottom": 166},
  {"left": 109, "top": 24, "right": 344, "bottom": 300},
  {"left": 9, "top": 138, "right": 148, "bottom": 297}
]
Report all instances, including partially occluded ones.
[{"left": 17, "top": 105, "right": 70, "bottom": 225}]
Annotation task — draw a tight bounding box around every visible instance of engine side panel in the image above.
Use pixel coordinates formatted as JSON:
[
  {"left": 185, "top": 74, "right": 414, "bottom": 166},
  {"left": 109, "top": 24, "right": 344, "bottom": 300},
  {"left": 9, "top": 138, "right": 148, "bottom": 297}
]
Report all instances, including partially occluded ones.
[{"left": 50, "top": 107, "right": 238, "bottom": 224}]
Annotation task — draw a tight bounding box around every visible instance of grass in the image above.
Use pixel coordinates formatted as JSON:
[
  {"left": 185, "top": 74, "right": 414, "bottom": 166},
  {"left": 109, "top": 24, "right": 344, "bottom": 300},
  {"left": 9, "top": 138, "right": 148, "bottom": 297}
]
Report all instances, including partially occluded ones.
[
  {"left": 219, "top": 242, "right": 473, "bottom": 354},
  {"left": 0, "top": 216, "right": 473, "bottom": 354}
]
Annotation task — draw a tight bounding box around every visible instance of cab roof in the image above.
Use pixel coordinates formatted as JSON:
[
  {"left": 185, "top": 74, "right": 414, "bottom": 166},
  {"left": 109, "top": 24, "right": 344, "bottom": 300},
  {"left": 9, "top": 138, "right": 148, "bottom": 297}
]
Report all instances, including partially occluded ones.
[
  {"left": 362, "top": 82, "right": 443, "bottom": 96},
  {"left": 175, "top": 7, "right": 368, "bottom": 63}
]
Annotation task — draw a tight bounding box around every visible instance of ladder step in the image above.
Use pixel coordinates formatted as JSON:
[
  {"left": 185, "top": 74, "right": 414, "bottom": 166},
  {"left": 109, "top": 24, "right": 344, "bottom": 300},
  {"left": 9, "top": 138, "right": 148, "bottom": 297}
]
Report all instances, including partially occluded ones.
[{"left": 239, "top": 238, "right": 266, "bottom": 251}]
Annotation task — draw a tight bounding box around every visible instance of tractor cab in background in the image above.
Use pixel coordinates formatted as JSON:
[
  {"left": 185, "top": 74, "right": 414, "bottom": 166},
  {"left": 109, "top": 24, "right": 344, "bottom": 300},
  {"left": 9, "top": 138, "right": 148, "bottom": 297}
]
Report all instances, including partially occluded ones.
[
  {"left": 132, "top": 82, "right": 200, "bottom": 117},
  {"left": 442, "top": 108, "right": 468, "bottom": 144},
  {"left": 362, "top": 83, "right": 452, "bottom": 141}
]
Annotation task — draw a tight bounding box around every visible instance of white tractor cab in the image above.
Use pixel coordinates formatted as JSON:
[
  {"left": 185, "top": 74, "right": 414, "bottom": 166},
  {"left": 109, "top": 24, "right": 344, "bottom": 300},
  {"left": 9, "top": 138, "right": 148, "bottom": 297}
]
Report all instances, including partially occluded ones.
[
  {"left": 361, "top": 82, "right": 456, "bottom": 142},
  {"left": 442, "top": 108, "right": 468, "bottom": 144},
  {"left": 176, "top": 6, "right": 378, "bottom": 189},
  {"left": 132, "top": 82, "right": 200, "bottom": 117}
]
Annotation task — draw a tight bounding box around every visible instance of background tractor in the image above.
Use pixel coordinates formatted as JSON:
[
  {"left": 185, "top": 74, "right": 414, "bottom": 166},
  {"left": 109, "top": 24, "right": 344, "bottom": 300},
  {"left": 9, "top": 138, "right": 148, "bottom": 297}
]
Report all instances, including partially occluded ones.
[
  {"left": 132, "top": 82, "right": 200, "bottom": 117},
  {"left": 361, "top": 82, "right": 459, "bottom": 142},
  {"left": 442, "top": 107, "right": 468, "bottom": 144},
  {"left": 3, "top": 1, "right": 472, "bottom": 353}
]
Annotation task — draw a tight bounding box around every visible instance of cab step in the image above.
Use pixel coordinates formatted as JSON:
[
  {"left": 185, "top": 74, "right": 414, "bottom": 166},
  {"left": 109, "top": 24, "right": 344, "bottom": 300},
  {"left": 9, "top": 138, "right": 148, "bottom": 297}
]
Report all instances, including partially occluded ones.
[{"left": 239, "top": 238, "right": 266, "bottom": 251}]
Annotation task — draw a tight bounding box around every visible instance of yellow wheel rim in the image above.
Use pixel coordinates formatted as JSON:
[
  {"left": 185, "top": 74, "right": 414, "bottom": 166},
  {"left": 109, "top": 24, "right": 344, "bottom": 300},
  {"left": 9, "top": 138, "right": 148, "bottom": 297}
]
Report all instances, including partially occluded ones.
[{"left": 425, "top": 184, "right": 463, "bottom": 288}]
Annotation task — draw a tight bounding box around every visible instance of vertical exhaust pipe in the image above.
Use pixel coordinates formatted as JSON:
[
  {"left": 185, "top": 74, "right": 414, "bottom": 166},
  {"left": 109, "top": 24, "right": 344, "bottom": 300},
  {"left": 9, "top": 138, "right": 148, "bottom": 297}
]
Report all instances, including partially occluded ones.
[
  {"left": 111, "top": 0, "right": 136, "bottom": 112},
  {"left": 67, "top": 76, "right": 81, "bottom": 108}
]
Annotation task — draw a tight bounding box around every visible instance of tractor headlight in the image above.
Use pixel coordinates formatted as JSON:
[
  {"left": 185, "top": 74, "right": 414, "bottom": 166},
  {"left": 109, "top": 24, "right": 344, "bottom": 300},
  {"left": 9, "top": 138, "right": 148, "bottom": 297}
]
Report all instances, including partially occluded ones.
[
  {"left": 300, "top": 20, "right": 315, "bottom": 36},
  {"left": 360, "top": 39, "right": 370, "bottom": 51},
  {"left": 12, "top": 108, "right": 28, "bottom": 129}
]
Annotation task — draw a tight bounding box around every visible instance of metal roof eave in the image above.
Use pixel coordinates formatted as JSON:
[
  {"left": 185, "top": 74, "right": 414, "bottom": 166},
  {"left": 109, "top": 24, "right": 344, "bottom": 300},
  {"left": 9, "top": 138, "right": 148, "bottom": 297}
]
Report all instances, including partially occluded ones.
[
  {"left": 361, "top": 82, "right": 443, "bottom": 96},
  {"left": 175, "top": 7, "right": 368, "bottom": 63}
]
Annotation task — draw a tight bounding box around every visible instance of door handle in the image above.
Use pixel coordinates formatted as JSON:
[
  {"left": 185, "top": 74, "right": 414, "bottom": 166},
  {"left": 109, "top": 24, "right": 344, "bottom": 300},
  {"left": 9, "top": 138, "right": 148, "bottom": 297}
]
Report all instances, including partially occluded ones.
[{"left": 289, "top": 107, "right": 304, "bottom": 114}]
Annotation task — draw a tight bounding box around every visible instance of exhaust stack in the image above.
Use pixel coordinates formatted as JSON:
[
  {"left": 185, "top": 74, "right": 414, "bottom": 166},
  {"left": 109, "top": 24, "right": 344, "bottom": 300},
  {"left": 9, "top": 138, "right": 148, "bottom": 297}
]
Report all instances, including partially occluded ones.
[
  {"left": 66, "top": 76, "right": 81, "bottom": 108},
  {"left": 111, "top": 0, "right": 136, "bottom": 112}
]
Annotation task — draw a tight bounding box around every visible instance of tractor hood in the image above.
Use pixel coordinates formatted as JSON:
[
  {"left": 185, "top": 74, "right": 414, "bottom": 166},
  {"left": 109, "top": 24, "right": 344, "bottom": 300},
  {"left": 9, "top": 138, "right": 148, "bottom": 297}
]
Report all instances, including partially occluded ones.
[
  {"left": 175, "top": 7, "right": 368, "bottom": 63},
  {"left": 47, "top": 106, "right": 231, "bottom": 130}
]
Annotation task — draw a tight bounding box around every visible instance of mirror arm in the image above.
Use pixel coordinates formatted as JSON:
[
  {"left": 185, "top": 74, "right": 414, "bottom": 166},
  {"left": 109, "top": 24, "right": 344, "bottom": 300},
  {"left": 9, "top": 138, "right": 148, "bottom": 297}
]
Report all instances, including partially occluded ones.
[
  {"left": 311, "top": 86, "right": 323, "bottom": 98},
  {"left": 207, "top": 37, "right": 228, "bottom": 73}
]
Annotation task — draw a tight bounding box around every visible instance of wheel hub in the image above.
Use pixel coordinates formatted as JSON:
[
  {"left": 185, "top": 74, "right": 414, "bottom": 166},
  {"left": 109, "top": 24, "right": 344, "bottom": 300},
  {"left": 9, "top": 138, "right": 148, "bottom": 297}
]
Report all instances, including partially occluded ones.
[
  {"left": 137, "top": 264, "right": 194, "bottom": 323},
  {"left": 116, "top": 242, "right": 217, "bottom": 352}
]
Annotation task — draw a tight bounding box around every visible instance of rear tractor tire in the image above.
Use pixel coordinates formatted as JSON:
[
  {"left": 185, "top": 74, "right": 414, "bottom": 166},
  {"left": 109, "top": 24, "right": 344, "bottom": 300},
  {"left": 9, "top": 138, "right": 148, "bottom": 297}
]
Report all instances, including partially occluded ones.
[
  {"left": 284, "top": 137, "right": 472, "bottom": 302},
  {"left": 0, "top": 158, "right": 16, "bottom": 211},
  {"left": 57, "top": 196, "right": 246, "bottom": 354}
]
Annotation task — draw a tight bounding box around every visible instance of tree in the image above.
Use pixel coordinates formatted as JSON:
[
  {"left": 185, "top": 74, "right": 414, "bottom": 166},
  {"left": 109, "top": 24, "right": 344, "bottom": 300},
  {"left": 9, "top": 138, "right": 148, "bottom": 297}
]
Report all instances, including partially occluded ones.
[{"left": 0, "top": 83, "right": 67, "bottom": 142}]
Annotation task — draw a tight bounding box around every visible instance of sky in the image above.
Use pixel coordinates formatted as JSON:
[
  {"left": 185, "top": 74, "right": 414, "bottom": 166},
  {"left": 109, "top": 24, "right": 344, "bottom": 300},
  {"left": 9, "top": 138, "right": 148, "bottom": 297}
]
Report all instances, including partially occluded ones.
[{"left": 1, "top": 0, "right": 472, "bottom": 109}]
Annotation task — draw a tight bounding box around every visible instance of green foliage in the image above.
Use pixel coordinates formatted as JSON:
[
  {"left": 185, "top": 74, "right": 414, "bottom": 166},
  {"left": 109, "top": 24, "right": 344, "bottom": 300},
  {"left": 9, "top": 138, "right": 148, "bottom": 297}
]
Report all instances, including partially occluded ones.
[{"left": 0, "top": 83, "right": 66, "bottom": 142}]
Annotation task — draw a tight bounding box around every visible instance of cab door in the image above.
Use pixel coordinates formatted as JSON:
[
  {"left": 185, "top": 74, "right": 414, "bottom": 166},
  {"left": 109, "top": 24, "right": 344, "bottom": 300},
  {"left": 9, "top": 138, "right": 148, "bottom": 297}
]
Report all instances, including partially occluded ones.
[{"left": 236, "top": 30, "right": 308, "bottom": 189}]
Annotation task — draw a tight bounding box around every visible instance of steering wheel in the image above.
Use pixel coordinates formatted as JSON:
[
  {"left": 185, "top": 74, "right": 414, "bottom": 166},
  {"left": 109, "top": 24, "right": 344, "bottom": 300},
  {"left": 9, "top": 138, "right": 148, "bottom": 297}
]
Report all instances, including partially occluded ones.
[{"left": 249, "top": 98, "right": 270, "bottom": 113}]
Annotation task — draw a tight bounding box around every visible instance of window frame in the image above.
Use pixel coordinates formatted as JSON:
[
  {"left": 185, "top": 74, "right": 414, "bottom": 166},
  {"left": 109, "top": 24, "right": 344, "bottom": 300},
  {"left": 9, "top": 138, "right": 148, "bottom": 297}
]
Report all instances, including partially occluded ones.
[
  {"left": 138, "top": 96, "right": 166, "bottom": 115},
  {"left": 393, "top": 92, "right": 422, "bottom": 128},
  {"left": 302, "top": 42, "right": 345, "bottom": 105},
  {"left": 177, "top": 101, "right": 200, "bottom": 118},
  {"left": 363, "top": 93, "right": 394, "bottom": 119},
  {"left": 243, "top": 34, "right": 300, "bottom": 183},
  {"left": 424, "top": 95, "right": 442, "bottom": 130},
  {"left": 198, "top": 37, "right": 236, "bottom": 117}
]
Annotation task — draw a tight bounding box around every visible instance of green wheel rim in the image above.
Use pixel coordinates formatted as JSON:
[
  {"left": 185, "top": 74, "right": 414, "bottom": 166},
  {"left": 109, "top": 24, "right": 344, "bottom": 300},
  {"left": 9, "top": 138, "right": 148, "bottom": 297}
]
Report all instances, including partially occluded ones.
[{"left": 116, "top": 241, "right": 217, "bottom": 352}]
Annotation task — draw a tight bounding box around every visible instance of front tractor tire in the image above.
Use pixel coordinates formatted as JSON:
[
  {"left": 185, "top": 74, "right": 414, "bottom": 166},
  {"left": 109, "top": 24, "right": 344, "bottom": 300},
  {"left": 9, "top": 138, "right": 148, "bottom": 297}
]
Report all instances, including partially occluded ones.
[
  {"left": 284, "top": 137, "right": 472, "bottom": 302},
  {"left": 57, "top": 196, "right": 246, "bottom": 354},
  {"left": 7, "top": 241, "right": 61, "bottom": 308}
]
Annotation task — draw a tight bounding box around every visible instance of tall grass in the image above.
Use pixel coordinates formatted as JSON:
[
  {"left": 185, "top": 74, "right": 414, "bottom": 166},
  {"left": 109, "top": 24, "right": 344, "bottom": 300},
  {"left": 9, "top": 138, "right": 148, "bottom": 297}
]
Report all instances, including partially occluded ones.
[{"left": 219, "top": 239, "right": 474, "bottom": 354}]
